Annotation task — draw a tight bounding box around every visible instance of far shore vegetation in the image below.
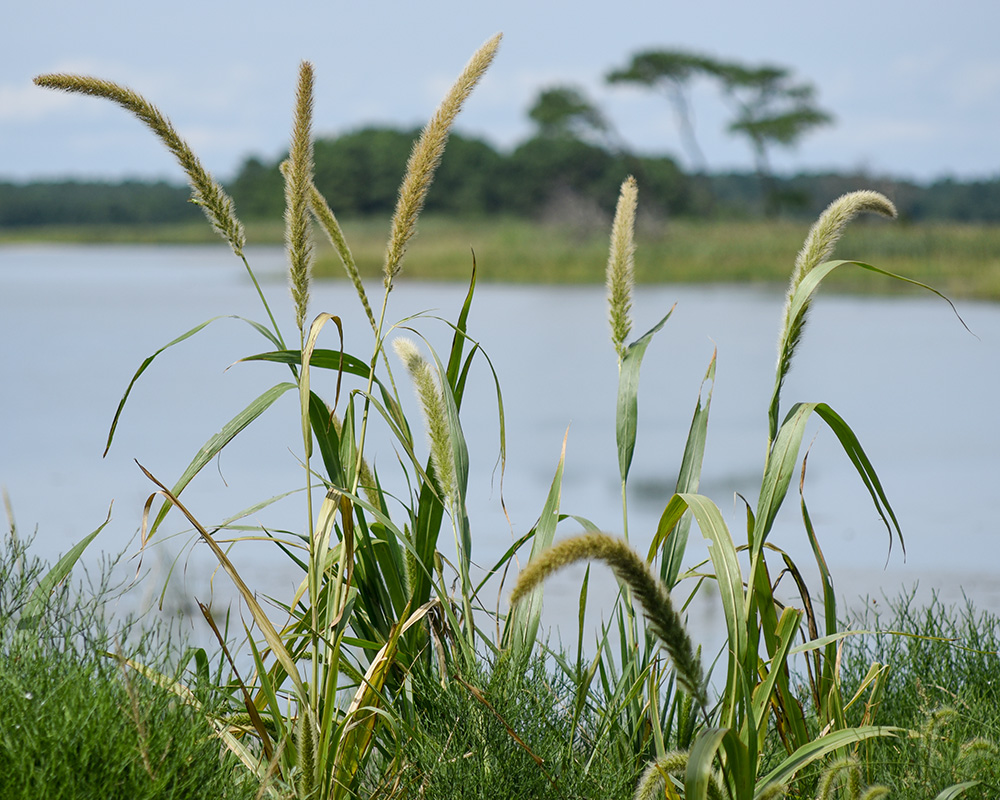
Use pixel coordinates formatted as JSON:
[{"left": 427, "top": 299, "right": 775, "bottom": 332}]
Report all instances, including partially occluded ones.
[{"left": 5, "top": 213, "right": 1000, "bottom": 301}]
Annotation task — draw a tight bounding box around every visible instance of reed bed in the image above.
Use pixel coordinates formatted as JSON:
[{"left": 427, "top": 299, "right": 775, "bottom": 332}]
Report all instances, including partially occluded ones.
[{"left": 5, "top": 217, "right": 1000, "bottom": 300}]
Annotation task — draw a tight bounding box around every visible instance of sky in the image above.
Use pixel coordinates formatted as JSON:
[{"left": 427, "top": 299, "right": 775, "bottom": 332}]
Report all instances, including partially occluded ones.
[{"left": 2, "top": 0, "right": 999, "bottom": 184}]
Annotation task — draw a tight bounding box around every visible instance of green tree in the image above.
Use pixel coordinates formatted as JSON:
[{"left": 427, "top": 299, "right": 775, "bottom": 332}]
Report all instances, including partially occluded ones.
[
  {"left": 527, "top": 85, "right": 611, "bottom": 144},
  {"left": 606, "top": 50, "right": 716, "bottom": 173},
  {"left": 712, "top": 62, "right": 833, "bottom": 215},
  {"left": 607, "top": 49, "right": 832, "bottom": 215}
]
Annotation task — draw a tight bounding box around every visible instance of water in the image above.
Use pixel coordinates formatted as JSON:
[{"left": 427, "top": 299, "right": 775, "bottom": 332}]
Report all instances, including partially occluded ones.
[{"left": 2, "top": 243, "right": 998, "bottom": 651}]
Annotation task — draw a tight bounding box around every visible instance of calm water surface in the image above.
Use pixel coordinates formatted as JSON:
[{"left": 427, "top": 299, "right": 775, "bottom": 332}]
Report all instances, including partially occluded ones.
[{"left": 2, "top": 243, "right": 998, "bottom": 647}]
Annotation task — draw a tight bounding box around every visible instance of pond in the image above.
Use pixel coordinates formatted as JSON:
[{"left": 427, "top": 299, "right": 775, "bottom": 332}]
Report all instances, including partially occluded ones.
[{"left": 2, "top": 243, "right": 998, "bottom": 648}]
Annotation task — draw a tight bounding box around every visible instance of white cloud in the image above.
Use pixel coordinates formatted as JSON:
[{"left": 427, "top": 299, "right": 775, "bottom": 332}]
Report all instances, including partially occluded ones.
[{"left": 0, "top": 83, "right": 75, "bottom": 122}]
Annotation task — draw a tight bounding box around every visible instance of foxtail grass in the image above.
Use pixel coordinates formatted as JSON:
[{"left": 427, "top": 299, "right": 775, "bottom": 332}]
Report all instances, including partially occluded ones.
[
  {"left": 511, "top": 532, "right": 706, "bottom": 713},
  {"left": 770, "top": 191, "right": 896, "bottom": 444},
  {"left": 383, "top": 33, "right": 501, "bottom": 289},
  {"left": 393, "top": 337, "right": 457, "bottom": 503},
  {"left": 608, "top": 175, "right": 638, "bottom": 360},
  {"left": 284, "top": 62, "right": 316, "bottom": 341},
  {"left": 33, "top": 74, "right": 245, "bottom": 256}
]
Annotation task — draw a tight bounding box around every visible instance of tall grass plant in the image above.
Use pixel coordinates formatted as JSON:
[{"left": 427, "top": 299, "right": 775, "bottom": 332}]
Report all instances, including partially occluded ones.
[{"left": 33, "top": 32, "right": 989, "bottom": 800}]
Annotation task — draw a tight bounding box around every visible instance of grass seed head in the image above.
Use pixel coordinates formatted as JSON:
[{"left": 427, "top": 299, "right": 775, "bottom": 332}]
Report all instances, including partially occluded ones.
[
  {"left": 33, "top": 73, "right": 246, "bottom": 255},
  {"left": 607, "top": 175, "right": 638, "bottom": 359},
  {"left": 393, "top": 338, "right": 457, "bottom": 502},
  {"left": 774, "top": 190, "right": 897, "bottom": 417},
  {"left": 383, "top": 33, "right": 502, "bottom": 289},
  {"left": 285, "top": 62, "right": 316, "bottom": 338},
  {"left": 511, "top": 532, "right": 706, "bottom": 711}
]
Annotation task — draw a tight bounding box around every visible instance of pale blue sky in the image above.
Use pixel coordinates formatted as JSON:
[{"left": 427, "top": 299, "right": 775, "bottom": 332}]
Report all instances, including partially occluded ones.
[{"left": 3, "top": 0, "right": 998, "bottom": 182}]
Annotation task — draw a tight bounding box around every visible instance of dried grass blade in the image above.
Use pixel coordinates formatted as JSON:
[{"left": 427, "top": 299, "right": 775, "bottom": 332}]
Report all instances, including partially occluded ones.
[{"left": 137, "top": 462, "right": 308, "bottom": 701}]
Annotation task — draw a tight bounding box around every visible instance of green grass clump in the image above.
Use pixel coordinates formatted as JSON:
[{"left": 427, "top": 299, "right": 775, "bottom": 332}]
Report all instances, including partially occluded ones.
[
  {"left": 838, "top": 592, "right": 1000, "bottom": 798},
  {"left": 0, "top": 531, "right": 254, "bottom": 800},
  {"left": 370, "top": 651, "right": 635, "bottom": 800}
]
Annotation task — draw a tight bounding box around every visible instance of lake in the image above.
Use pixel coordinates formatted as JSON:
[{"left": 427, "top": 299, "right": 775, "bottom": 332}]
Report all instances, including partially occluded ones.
[{"left": 2, "top": 243, "right": 998, "bottom": 649}]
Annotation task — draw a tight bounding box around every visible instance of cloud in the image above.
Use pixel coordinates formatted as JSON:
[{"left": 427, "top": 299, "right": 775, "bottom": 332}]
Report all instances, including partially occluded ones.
[{"left": 0, "top": 83, "right": 76, "bottom": 122}]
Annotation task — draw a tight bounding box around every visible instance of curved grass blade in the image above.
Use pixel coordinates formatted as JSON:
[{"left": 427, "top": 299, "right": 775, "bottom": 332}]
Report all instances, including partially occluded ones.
[
  {"left": 933, "top": 781, "right": 980, "bottom": 800},
  {"left": 105, "top": 315, "right": 282, "bottom": 456},
  {"left": 299, "top": 313, "right": 344, "bottom": 461},
  {"left": 146, "top": 382, "right": 296, "bottom": 539},
  {"left": 18, "top": 503, "right": 112, "bottom": 631},
  {"left": 242, "top": 348, "right": 370, "bottom": 380},
  {"left": 768, "top": 257, "right": 969, "bottom": 445},
  {"left": 661, "top": 351, "right": 715, "bottom": 589},
  {"left": 757, "top": 401, "right": 901, "bottom": 561},
  {"left": 502, "top": 431, "right": 567, "bottom": 658},
  {"left": 138, "top": 462, "right": 308, "bottom": 701},
  {"left": 685, "top": 727, "right": 728, "bottom": 800},
  {"left": 755, "top": 726, "right": 899, "bottom": 796}
]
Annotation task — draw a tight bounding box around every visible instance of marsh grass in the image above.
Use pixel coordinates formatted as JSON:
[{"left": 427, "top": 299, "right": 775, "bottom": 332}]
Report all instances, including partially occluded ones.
[
  {"left": 835, "top": 592, "right": 1000, "bottom": 798},
  {"left": 0, "top": 530, "right": 254, "bottom": 800},
  {"left": 368, "top": 650, "right": 636, "bottom": 800},
  {"left": 5, "top": 217, "right": 1000, "bottom": 299},
  {"left": 32, "top": 31, "right": 995, "bottom": 800}
]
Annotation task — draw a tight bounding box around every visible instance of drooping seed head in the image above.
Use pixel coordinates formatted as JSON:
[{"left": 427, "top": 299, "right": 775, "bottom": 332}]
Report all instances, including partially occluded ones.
[
  {"left": 770, "top": 191, "right": 897, "bottom": 441},
  {"left": 33, "top": 73, "right": 245, "bottom": 255},
  {"left": 512, "top": 532, "right": 706, "bottom": 711}
]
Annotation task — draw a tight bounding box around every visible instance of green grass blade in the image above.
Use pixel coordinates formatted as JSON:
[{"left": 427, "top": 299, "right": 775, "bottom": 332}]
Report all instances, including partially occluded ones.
[
  {"left": 685, "top": 726, "right": 728, "bottom": 800},
  {"left": 18, "top": 504, "right": 112, "bottom": 631},
  {"left": 662, "top": 351, "right": 715, "bottom": 589},
  {"left": 755, "top": 726, "right": 900, "bottom": 795},
  {"left": 147, "top": 381, "right": 296, "bottom": 538},
  {"left": 241, "top": 347, "right": 370, "bottom": 380},
  {"left": 503, "top": 433, "right": 567, "bottom": 658},
  {"left": 933, "top": 781, "right": 980, "bottom": 800},
  {"left": 751, "top": 606, "right": 803, "bottom": 736},
  {"left": 680, "top": 492, "right": 746, "bottom": 716},
  {"left": 138, "top": 462, "right": 309, "bottom": 702},
  {"left": 814, "top": 402, "right": 902, "bottom": 556},
  {"left": 105, "top": 315, "right": 282, "bottom": 456},
  {"left": 768, "top": 257, "right": 967, "bottom": 448},
  {"left": 616, "top": 308, "right": 673, "bottom": 484}
]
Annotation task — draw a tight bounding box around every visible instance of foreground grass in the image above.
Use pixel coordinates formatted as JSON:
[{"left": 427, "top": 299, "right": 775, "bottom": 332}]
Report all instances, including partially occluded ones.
[
  {"left": 0, "top": 535, "right": 254, "bottom": 800},
  {"left": 5, "top": 216, "right": 1000, "bottom": 299},
  {"left": 837, "top": 591, "right": 1000, "bottom": 798}
]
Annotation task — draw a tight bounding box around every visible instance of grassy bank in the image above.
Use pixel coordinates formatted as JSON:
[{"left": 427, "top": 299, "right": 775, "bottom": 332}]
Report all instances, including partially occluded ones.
[{"left": 4, "top": 215, "right": 1000, "bottom": 299}]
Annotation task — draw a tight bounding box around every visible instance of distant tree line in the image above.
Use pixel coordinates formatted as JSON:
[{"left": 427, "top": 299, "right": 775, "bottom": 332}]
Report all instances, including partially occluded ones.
[
  {"left": 3, "top": 133, "right": 999, "bottom": 228},
  {"left": 0, "top": 180, "right": 202, "bottom": 227},
  {"left": 2, "top": 47, "right": 998, "bottom": 227}
]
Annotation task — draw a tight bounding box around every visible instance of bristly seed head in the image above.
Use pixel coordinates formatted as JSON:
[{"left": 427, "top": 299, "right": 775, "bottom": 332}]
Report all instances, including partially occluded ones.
[
  {"left": 383, "top": 33, "right": 502, "bottom": 289},
  {"left": 511, "top": 532, "right": 706, "bottom": 712},
  {"left": 393, "top": 338, "right": 457, "bottom": 502},
  {"left": 607, "top": 175, "right": 638, "bottom": 359},
  {"left": 770, "top": 190, "right": 897, "bottom": 440},
  {"left": 33, "top": 73, "right": 245, "bottom": 256},
  {"left": 285, "top": 62, "right": 315, "bottom": 339}
]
